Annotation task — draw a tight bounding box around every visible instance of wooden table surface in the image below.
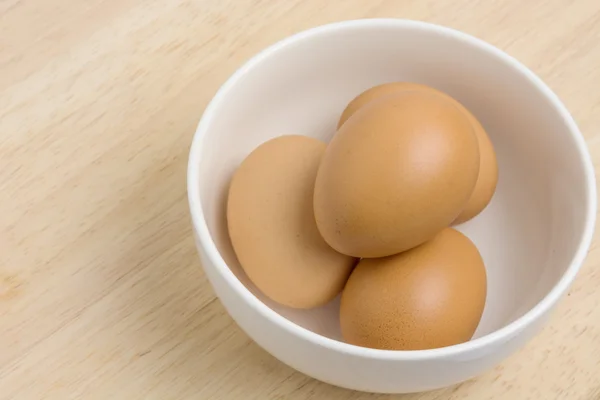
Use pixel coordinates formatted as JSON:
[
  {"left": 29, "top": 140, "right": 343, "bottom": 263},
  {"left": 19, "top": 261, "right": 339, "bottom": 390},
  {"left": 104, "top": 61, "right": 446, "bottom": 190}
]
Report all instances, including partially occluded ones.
[{"left": 2, "top": 0, "right": 600, "bottom": 399}]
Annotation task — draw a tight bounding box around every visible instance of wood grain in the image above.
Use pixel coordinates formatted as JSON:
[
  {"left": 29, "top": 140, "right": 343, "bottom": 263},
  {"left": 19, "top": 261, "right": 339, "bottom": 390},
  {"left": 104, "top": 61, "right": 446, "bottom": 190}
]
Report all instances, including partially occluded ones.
[{"left": 1, "top": 0, "right": 600, "bottom": 398}]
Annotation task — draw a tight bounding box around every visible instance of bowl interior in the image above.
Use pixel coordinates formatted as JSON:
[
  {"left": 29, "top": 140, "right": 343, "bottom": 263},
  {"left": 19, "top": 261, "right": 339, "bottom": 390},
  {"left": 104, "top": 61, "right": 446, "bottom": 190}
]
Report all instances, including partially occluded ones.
[{"left": 192, "top": 21, "right": 590, "bottom": 343}]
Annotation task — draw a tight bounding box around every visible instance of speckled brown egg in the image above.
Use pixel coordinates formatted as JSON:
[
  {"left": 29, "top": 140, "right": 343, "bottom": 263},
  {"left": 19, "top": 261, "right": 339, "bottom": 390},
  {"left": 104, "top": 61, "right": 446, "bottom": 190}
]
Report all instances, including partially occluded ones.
[
  {"left": 227, "top": 135, "right": 356, "bottom": 309},
  {"left": 340, "top": 228, "right": 487, "bottom": 351},
  {"left": 339, "top": 82, "right": 498, "bottom": 225},
  {"left": 314, "top": 91, "right": 480, "bottom": 258}
]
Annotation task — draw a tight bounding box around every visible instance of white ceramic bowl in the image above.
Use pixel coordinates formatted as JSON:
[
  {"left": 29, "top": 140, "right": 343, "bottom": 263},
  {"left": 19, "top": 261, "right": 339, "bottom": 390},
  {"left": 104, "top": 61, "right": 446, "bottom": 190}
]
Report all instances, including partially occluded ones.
[{"left": 187, "top": 19, "right": 596, "bottom": 393}]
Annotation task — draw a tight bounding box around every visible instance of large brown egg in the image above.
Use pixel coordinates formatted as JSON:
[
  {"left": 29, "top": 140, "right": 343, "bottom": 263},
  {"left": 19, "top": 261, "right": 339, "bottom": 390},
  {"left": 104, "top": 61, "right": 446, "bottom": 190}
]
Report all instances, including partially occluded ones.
[
  {"left": 314, "top": 91, "right": 480, "bottom": 258},
  {"left": 339, "top": 82, "right": 498, "bottom": 225},
  {"left": 227, "top": 135, "right": 356, "bottom": 309},
  {"left": 340, "top": 228, "right": 487, "bottom": 350}
]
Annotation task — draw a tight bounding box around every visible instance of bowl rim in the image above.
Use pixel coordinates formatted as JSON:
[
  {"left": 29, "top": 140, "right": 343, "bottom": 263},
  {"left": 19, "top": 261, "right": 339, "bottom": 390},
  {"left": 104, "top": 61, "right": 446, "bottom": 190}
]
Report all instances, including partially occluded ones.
[{"left": 187, "top": 18, "right": 597, "bottom": 360}]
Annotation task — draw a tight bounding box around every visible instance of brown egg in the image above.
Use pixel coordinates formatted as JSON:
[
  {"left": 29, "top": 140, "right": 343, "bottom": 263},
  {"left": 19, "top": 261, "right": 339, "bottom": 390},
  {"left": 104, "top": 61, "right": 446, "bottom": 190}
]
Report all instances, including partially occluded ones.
[
  {"left": 340, "top": 228, "right": 487, "bottom": 350},
  {"left": 339, "top": 82, "right": 498, "bottom": 224},
  {"left": 314, "top": 91, "right": 480, "bottom": 258},
  {"left": 453, "top": 124, "right": 498, "bottom": 224},
  {"left": 227, "top": 135, "right": 356, "bottom": 309}
]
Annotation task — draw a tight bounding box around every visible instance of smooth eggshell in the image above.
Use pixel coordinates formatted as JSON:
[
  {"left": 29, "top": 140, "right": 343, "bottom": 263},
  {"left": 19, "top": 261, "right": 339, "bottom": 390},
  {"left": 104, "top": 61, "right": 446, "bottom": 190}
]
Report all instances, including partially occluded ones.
[
  {"left": 454, "top": 123, "right": 498, "bottom": 224},
  {"left": 227, "top": 135, "right": 356, "bottom": 309},
  {"left": 339, "top": 82, "right": 498, "bottom": 225},
  {"left": 314, "top": 91, "right": 480, "bottom": 258},
  {"left": 340, "top": 228, "right": 487, "bottom": 351}
]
